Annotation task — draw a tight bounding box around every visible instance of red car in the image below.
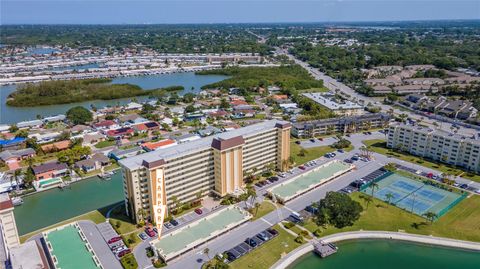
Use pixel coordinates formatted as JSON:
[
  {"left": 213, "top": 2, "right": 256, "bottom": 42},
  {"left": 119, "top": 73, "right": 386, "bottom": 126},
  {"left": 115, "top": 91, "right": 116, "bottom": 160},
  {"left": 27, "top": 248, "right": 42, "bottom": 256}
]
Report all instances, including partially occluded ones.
[
  {"left": 107, "top": 237, "right": 122, "bottom": 244},
  {"left": 299, "top": 165, "right": 306, "bottom": 170},
  {"left": 145, "top": 228, "right": 156, "bottom": 237},
  {"left": 117, "top": 249, "right": 131, "bottom": 258},
  {"left": 194, "top": 208, "right": 203, "bottom": 215}
]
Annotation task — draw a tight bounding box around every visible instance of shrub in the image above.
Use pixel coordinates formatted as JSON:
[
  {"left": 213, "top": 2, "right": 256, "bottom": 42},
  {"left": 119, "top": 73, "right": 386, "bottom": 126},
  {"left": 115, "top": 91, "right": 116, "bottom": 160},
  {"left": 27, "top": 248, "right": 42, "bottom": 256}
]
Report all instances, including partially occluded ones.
[
  {"left": 294, "top": 235, "right": 304, "bottom": 244},
  {"left": 283, "top": 221, "right": 295, "bottom": 229}
]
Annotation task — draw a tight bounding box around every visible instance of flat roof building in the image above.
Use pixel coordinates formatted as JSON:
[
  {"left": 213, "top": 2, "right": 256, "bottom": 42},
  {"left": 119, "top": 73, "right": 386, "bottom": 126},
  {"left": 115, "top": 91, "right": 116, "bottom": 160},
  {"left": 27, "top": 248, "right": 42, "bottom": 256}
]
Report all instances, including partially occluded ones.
[
  {"left": 119, "top": 120, "right": 291, "bottom": 237},
  {"left": 302, "top": 92, "right": 364, "bottom": 116},
  {"left": 387, "top": 123, "right": 480, "bottom": 173}
]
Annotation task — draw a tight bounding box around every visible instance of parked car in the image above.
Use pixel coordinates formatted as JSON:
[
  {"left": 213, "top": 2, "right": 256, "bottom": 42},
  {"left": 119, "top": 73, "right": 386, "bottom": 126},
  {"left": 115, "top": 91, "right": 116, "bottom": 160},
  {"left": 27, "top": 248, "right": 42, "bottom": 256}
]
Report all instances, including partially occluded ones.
[
  {"left": 305, "top": 205, "right": 318, "bottom": 214},
  {"left": 108, "top": 237, "right": 122, "bottom": 244},
  {"left": 117, "top": 249, "right": 131, "bottom": 258},
  {"left": 295, "top": 141, "right": 301, "bottom": 145},
  {"left": 318, "top": 138, "right": 323, "bottom": 141},
  {"left": 139, "top": 233, "right": 148, "bottom": 241},
  {"left": 299, "top": 165, "right": 306, "bottom": 170},
  {"left": 337, "top": 149, "right": 344, "bottom": 153},
  {"left": 245, "top": 238, "right": 258, "bottom": 248},
  {"left": 170, "top": 219, "right": 179, "bottom": 226},
  {"left": 256, "top": 232, "right": 270, "bottom": 241},
  {"left": 267, "top": 228, "right": 279, "bottom": 237},
  {"left": 145, "top": 228, "right": 155, "bottom": 237},
  {"left": 164, "top": 222, "right": 173, "bottom": 229},
  {"left": 194, "top": 208, "right": 203, "bottom": 215},
  {"left": 310, "top": 139, "right": 315, "bottom": 142},
  {"left": 460, "top": 184, "right": 469, "bottom": 189}
]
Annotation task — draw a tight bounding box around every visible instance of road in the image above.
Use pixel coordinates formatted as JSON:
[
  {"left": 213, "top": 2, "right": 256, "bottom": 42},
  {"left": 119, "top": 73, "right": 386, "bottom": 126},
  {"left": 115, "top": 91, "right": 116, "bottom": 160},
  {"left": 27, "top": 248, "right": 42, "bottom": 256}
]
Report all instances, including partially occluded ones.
[{"left": 275, "top": 48, "right": 478, "bottom": 137}]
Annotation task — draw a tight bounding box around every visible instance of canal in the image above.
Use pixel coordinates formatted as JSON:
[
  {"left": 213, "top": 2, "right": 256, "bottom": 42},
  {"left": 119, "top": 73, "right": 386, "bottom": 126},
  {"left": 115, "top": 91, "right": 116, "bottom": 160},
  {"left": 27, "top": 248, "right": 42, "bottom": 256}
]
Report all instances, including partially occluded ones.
[
  {"left": 0, "top": 72, "right": 227, "bottom": 124},
  {"left": 14, "top": 171, "right": 124, "bottom": 235},
  {"left": 288, "top": 239, "right": 480, "bottom": 269}
]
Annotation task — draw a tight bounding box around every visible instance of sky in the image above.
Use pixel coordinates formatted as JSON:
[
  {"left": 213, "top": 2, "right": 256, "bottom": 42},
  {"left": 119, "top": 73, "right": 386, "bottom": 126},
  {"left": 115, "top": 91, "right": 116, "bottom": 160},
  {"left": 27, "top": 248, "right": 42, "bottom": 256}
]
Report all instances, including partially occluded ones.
[{"left": 1, "top": 0, "right": 479, "bottom": 24}]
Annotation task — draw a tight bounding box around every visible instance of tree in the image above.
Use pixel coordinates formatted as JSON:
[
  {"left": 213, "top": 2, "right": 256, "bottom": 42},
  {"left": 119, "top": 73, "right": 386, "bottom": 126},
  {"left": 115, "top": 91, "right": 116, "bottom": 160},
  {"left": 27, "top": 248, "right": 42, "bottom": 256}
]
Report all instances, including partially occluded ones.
[
  {"left": 203, "top": 247, "right": 211, "bottom": 260},
  {"left": 16, "top": 129, "right": 29, "bottom": 138},
  {"left": 315, "top": 192, "right": 363, "bottom": 228},
  {"left": 385, "top": 192, "right": 395, "bottom": 205},
  {"left": 185, "top": 104, "right": 196, "bottom": 113},
  {"left": 370, "top": 182, "right": 379, "bottom": 198},
  {"left": 8, "top": 124, "right": 18, "bottom": 133},
  {"left": 254, "top": 202, "right": 261, "bottom": 216},
  {"left": 137, "top": 208, "right": 146, "bottom": 222},
  {"left": 298, "top": 148, "right": 307, "bottom": 157},
  {"left": 423, "top": 211, "right": 438, "bottom": 224},
  {"left": 66, "top": 106, "right": 93, "bottom": 124}
]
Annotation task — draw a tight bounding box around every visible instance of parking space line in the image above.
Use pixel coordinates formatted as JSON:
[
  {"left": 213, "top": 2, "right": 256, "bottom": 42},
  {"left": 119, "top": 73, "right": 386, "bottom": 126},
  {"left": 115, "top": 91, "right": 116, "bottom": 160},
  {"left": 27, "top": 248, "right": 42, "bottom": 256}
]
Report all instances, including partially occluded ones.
[{"left": 260, "top": 218, "right": 274, "bottom": 226}]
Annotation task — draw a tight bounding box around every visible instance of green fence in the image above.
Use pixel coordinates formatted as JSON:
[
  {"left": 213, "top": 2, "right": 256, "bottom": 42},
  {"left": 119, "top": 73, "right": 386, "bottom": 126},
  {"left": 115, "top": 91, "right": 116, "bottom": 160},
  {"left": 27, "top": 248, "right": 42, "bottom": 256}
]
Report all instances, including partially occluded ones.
[
  {"left": 437, "top": 192, "right": 468, "bottom": 218},
  {"left": 359, "top": 171, "right": 394, "bottom": 191}
]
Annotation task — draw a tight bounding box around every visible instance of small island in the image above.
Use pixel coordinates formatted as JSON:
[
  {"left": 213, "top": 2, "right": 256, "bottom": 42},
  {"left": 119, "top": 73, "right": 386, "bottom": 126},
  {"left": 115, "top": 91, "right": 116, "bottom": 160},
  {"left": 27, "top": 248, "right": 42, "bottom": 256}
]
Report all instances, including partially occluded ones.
[{"left": 6, "top": 78, "right": 184, "bottom": 107}]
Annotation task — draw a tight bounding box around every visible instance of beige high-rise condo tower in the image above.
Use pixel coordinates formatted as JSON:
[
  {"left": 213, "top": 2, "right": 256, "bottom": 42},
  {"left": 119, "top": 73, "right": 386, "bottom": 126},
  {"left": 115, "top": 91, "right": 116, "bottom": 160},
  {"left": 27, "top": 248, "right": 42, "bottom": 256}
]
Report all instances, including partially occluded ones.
[{"left": 119, "top": 120, "right": 291, "bottom": 237}]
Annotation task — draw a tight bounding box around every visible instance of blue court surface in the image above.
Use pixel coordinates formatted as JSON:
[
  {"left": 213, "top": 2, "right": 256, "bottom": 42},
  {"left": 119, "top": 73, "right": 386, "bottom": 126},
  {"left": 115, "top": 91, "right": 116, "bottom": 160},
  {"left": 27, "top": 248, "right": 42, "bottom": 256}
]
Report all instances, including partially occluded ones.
[{"left": 362, "top": 173, "right": 465, "bottom": 218}]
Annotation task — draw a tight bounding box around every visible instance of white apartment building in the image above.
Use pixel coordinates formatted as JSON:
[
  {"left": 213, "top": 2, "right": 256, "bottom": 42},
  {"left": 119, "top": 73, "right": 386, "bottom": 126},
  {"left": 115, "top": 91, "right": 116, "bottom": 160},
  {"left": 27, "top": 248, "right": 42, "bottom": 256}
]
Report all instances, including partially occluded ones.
[{"left": 387, "top": 123, "right": 480, "bottom": 173}]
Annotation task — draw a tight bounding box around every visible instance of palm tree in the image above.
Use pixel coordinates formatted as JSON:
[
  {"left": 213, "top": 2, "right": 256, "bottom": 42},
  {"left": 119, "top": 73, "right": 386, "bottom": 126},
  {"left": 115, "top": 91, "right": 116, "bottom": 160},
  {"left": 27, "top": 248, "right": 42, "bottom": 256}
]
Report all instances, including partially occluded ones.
[
  {"left": 423, "top": 211, "right": 438, "bottom": 224},
  {"left": 385, "top": 192, "right": 394, "bottom": 205},
  {"left": 203, "top": 247, "right": 211, "bottom": 260},
  {"left": 370, "top": 182, "right": 379, "bottom": 198},
  {"left": 363, "top": 196, "right": 373, "bottom": 209},
  {"left": 137, "top": 208, "right": 146, "bottom": 222},
  {"left": 13, "top": 169, "right": 22, "bottom": 190},
  {"left": 254, "top": 202, "right": 261, "bottom": 216}
]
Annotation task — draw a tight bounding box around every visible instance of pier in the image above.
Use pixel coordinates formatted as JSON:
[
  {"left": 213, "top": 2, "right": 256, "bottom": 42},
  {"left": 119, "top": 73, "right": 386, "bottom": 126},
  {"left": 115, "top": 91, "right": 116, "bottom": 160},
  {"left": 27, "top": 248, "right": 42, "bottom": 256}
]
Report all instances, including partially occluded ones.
[{"left": 313, "top": 240, "right": 338, "bottom": 258}]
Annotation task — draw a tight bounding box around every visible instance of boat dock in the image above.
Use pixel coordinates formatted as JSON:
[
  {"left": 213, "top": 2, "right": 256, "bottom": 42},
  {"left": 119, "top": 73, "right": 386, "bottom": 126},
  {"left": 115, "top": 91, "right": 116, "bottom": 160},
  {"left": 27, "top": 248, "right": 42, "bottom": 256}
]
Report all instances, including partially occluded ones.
[{"left": 313, "top": 240, "right": 338, "bottom": 258}]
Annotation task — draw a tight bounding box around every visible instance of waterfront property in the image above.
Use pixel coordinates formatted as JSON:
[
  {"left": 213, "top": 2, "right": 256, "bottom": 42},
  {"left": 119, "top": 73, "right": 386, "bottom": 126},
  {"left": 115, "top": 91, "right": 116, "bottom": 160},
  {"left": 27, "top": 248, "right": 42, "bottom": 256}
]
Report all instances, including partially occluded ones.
[
  {"left": 387, "top": 123, "right": 480, "bottom": 174},
  {"left": 291, "top": 113, "right": 390, "bottom": 138},
  {"left": 361, "top": 172, "right": 465, "bottom": 217},
  {"left": 43, "top": 223, "right": 102, "bottom": 269},
  {"left": 268, "top": 160, "right": 353, "bottom": 203},
  {"left": 151, "top": 206, "right": 251, "bottom": 262},
  {"left": 119, "top": 120, "right": 291, "bottom": 229},
  {"left": 32, "top": 162, "right": 68, "bottom": 181}
]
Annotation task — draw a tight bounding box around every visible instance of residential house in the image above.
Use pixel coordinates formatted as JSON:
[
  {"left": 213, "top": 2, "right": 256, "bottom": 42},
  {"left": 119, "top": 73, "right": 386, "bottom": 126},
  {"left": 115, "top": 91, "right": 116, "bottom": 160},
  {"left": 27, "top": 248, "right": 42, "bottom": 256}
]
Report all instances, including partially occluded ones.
[
  {"left": 40, "top": 140, "right": 71, "bottom": 153},
  {"left": 82, "top": 132, "right": 106, "bottom": 145},
  {"left": 74, "top": 153, "right": 110, "bottom": 173},
  {"left": 142, "top": 139, "right": 177, "bottom": 152},
  {"left": 32, "top": 162, "right": 68, "bottom": 180},
  {"left": 109, "top": 146, "right": 144, "bottom": 161},
  {"left": 0, "top": 148, "right": 35, "bottom": 166},
  {"left": 106, "top": 127, "right": 134, "bottom": 138},
  {"left": 93, "top": 120, "right": 118, "bottom": 131}
]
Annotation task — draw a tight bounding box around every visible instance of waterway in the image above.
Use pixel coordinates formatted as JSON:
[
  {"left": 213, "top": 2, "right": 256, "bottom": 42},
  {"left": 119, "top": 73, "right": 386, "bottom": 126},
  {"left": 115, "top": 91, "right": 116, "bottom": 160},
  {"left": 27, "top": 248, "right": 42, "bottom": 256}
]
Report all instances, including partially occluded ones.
[
  {"left": 288, "top": 240, "right": 480, "bottom": 269},
  {"left": 0, "top": 72, "right": 227, "bottom": 124},
  {"left": 13, "top": 171, "right": 124, "bottom": 235}
]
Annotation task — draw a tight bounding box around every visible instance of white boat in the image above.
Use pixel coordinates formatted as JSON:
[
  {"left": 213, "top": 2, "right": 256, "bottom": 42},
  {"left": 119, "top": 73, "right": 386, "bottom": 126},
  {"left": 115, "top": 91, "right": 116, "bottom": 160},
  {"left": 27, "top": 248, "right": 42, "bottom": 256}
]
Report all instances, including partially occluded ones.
[{"left": 12, "top": 197, "right": 23, "bottom": 206}]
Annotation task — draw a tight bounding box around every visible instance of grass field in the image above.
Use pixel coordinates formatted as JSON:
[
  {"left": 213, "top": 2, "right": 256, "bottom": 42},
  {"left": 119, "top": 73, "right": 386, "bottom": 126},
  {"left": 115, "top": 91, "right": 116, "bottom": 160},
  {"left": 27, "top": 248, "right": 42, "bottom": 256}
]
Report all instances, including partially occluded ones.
[
  {"left": 304, "top": 192, "right": 480, "bottom": 243},
  {"left": 363, "top": 139, "right": 480, "bottom": 183},
  {"left": 20, "top": 210, "right": 106, "bottom": 243},
  {"left": 229, "top": 225, "right": 303, "bottom": 269},
  {"left": 94, "top": 140, "right": 116, "bottom": 149},
  {"left": 290, "top": 141, "right": 353, "bottom": 165},
  {"left": 249, "top": 201, "right": 277, "bottom": 221}
]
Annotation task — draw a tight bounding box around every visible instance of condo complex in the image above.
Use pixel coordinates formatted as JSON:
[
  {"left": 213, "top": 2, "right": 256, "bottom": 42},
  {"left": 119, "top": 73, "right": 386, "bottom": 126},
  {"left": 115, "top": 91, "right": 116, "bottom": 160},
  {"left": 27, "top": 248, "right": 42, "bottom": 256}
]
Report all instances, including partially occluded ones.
[
  {"left": 387, "top": 123, "right": 480, "bottom": 173},
  {"left": 119, "top": 120, "right": 291, "bottom": 232}
]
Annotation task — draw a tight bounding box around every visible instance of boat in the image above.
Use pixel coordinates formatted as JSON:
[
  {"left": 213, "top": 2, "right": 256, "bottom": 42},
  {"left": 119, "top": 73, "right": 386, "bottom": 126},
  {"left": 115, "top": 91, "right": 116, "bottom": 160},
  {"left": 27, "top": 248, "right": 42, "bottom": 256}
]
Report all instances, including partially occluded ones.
[{"left": 12, "top": 197, "right": 23, "bottom": 206}]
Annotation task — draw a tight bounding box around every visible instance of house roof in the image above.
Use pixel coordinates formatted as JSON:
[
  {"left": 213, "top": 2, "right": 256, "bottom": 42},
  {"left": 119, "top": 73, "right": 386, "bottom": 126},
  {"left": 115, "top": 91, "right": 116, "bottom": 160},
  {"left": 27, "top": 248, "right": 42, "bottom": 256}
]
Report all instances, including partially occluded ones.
[
  {"left": 0, "top": 148, "right": 35, "bottom": 161},
  {"left": 106, "top": 127, "right": 134, "bottom": 137},
  {"left": 32, "top": 162, "right": 68, "bottom": 175},
  {"left": 40, "top": 140, "right": 71, "bottom": 152},
  {"left": 142, "top": 139, "right": 176, "bottom": 151},
  {"left": 94, "top": 120, "right": 116, "bottom": 128}
]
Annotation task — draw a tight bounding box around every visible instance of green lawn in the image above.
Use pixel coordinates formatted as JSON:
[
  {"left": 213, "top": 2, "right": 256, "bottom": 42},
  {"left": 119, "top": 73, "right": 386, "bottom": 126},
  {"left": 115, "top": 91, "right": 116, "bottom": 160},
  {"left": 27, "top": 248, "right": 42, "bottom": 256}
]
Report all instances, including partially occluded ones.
[
  {"left": 106, "top": 204, "right": 138, "bottom": 235},
  {"left": 249, "top": 201, "right": 277, "bottom": 221},
  {"left": 120, "top": 253, "right": 138, "bottom": 269},
  {"left": 290, "top": 140, "right": 353, "bottom": 165},
  {"left": 94, "top": 140, "right": 116, "bottom": 149},
  {"left": 229, "top": 225, "right": 303, "bottom": 269},
  {"left": 304, "top": 192, "right": 480, "bottom": 243},
  {"left": 20, "top": 210, "right": 106, "bottom": 243},
  {"left": 363, "top": 139, "right": 480, "bottom": 183}
]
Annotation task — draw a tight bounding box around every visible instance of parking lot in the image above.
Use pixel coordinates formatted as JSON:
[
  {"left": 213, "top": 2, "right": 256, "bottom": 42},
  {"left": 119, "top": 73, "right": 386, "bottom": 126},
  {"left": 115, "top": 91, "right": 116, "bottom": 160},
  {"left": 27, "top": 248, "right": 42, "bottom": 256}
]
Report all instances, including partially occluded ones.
[{"left": 224, "top": 227, "right": 279, "bottom": 263}]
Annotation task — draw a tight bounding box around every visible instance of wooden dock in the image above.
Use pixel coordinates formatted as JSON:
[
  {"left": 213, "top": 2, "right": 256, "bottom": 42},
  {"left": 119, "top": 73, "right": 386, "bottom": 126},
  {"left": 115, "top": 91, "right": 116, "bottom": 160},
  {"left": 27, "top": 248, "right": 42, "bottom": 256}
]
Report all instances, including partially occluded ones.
[{"left": 313, "top": 240, "right": 338, "bottom": 258}]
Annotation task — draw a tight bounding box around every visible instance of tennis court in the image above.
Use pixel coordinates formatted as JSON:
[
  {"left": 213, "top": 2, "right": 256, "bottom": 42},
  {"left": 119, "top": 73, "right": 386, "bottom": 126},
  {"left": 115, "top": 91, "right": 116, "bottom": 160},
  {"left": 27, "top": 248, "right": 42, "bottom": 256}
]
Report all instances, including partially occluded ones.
[{"left": 362, "top": 173, "right": 465, "bottom": 218}]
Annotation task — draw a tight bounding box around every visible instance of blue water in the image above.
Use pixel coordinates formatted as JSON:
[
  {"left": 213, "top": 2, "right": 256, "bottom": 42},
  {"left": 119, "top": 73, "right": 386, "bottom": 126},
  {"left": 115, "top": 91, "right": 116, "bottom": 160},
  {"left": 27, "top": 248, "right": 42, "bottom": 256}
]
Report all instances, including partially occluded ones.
[{"left": 0, "top": 72, "right": 227, "bottom": 124}]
